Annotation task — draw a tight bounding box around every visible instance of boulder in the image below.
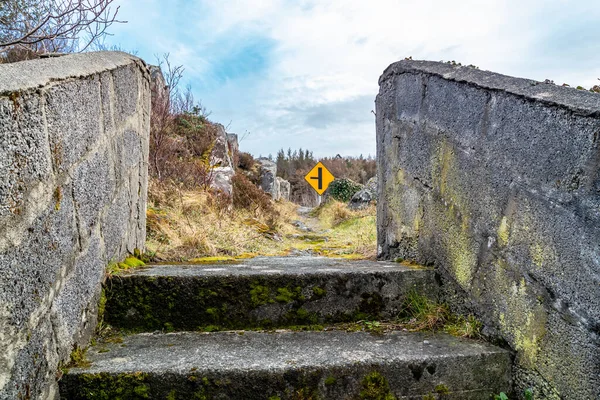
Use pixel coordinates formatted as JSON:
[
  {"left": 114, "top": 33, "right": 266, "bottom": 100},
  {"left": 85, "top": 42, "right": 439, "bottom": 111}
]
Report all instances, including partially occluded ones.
[
  {"left": 257, "top": 158, "right": 280, "bottom": 200},
  {"left": 227, "top": 133, "right": 239, "bottom": 167},
  {"left": 211, "top": 167, "right": 235, "bottom": 196},
  {"left": 148, "top": 65, "right": 168, "bottom": 104},
  {"left": 209, "top": 126, "right": 236, "bottom": 195},
  {"left": 211, "top": 124, "right": 232, "bottom": 168},
  {"left": 278, "top": 177, "right": 291, "bottom": 201},
  {"left": 349, "top": 176, "right": 377, "bottom": 210}
]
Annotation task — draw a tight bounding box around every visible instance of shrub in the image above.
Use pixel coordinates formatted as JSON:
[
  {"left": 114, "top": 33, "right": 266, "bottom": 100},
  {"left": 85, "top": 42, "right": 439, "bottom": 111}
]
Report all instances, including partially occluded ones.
[
  {"left": 327, "top": 178, "right": 363, "bottom": 202},
  {"left": 238, "top": 152, "right": 255, "bottom": 171},
  {"left": 232, "top": 173, "right": 277, "bottom": 217}
]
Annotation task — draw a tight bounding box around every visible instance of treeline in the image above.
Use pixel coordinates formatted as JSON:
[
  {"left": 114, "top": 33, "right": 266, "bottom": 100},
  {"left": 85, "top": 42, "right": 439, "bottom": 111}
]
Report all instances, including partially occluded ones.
[
  {"left": 273, "top": 148, "right": 376, "bottom": 184},
  {"left": 270, "top": 148, "right": 376, "bottom": 205}
]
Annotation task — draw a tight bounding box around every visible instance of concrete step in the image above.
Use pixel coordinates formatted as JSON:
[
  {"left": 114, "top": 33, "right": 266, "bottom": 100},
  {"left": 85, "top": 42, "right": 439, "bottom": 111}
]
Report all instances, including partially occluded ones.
[
  {"left": 104, "top": 256, "right": 439, "bottom": 332},
  {"left": 60, "top": 330, "right": 512, "bottom": 400}
]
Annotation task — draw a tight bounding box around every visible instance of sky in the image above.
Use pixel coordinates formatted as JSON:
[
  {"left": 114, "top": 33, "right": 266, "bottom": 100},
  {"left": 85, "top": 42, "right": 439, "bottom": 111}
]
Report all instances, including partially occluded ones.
[{"left": 103, "top": 0, "right": 600, "bottom": 158}]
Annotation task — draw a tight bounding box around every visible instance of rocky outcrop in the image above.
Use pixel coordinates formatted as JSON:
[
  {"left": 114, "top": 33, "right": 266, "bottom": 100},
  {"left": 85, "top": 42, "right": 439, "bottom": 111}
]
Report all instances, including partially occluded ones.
[
  {"left": 377, "top": 59, "right": 600, "bottom": 399},
  {"left": 292, "top": 190, "right": 322, "bottom": 207},
  {"left": 210, "top": 126, "right": 239, "bottom": 196},
  {"left": 227, "top": 133, "right": 239, "bottom": 167},
  {"left": 211, "top": 124, "right": 233, "bottom": 168},
  {"left": 211, "top": 167, "right": 235, "bottom": 196},
  {"left": 256, "top": 158, "right": 279, "bottom": 199},
  {"left": 0, "top": 51, "right": 150, "bottom": 399},
  {"left": 278, "top": 177, "right": 291, "bottom": 201},
  {"left": 149, "top": 64, "right": 167, "bottom": 103},
  {"left": 255, "top": 159, "right": 290, "bottom": 201},
  {"left": 348, "top": 176, "right": 378, "bottom": 210}
]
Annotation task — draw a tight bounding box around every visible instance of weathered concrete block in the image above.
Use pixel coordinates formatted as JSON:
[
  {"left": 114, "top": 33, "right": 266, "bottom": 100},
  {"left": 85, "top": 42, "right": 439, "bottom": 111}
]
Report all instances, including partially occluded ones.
[
  {"left": 60, "top": 330, "right": 511, "bottom": 399},
  {"left": 45, "top": 77, "right": 103, "bottom": 172},
  {"left": 377, "top": 59, "right": 600, "bottom": 399},
  {"left": 103, "top": 257, "right": 439, "bottom": 332},
  {"left": 0, "top": 52, "right": 150, "bottom": 400}
]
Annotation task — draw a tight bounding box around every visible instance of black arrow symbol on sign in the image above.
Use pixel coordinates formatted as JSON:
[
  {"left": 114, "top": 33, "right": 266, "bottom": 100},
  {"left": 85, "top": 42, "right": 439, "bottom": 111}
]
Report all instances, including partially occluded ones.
[{"left": 310, "top": 167, "right": 323, "bottom": 190}]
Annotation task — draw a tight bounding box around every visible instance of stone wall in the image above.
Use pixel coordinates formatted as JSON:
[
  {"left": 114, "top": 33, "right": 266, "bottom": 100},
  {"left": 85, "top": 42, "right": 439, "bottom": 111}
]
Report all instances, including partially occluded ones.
[
  {"left": 0, "top": 52, "right": 150, "bottom": 399},
  {"left": 377, "top": 60, "right": 600, "bottom": 399}
]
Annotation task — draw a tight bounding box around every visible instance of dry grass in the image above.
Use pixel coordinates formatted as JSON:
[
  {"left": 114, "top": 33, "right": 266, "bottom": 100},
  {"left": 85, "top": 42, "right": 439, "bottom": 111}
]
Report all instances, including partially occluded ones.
[
  {"left": 145, "top": 179, "right": 297, "bottom": 261},
  {"left": 145, "top": 182, "right": 377, "bottom": 262},
  {"left": 399, "top": 290, "right": 483, "bottom": 338},
  {"left": 301, "top": 200, "right": 377, "bottom": 259},
  {"left": 272, "top": 200, "right": 378, "bottom": 260}
]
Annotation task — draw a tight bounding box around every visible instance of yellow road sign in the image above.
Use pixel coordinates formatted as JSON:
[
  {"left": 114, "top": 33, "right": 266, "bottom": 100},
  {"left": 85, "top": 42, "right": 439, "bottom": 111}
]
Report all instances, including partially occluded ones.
[{"left": 305, "top": 162, "right": 335, "bottom": 195}]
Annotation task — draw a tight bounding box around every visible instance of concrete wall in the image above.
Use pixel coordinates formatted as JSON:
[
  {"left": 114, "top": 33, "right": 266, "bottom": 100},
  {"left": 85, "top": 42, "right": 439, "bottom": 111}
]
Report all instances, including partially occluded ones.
[
  {"left": 0, "top": 52, "right": 150, "bottom": 399},
  {"left": 376, "top": 60, "right": 600, "bottom": 399}
]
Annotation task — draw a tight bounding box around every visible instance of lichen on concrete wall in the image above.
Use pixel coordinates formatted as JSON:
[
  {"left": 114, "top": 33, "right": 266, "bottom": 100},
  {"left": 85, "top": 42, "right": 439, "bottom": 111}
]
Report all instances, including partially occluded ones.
[
  {"left": 376, "top": 60, "right": 600, "bottom": 399},
  {"left": 0, "top": 52, "right": 150, "bottom": 399}
]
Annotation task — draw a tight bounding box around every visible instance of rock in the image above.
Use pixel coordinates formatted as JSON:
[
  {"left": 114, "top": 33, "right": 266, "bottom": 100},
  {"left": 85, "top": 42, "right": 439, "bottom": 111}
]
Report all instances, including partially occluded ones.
[
  {"left": 148, "top": 65, "right": 167, "bottom": 104},
  {"left": 211, "top": 124, "right": 233, "bottom": 168},
  {"left": 292, "top": 220, "right": 311, "bottom": 232},
  {"left": 210, "top": 127, "right": 236, "bottom": 195},
  {"left": 227, "top": 133, "right": 239, "bottom": 166},
  {"left": 348, "top": 176, "right": 377, "bottom": 210},
  {"left": 293, "top": 189, "right": 321, "bottom": 207},
  {"left": 257, "top": 158, "right": 280, "bottom": 200},
  {"left": 278, "top": 177, "right": 291, "bottom": 201},
  {"left": 211, "top": 167, "right": 235, "bottom": 196}
]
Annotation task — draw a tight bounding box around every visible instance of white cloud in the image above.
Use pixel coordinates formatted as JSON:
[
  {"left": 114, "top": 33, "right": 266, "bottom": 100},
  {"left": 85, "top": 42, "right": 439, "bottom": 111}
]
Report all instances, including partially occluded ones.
[{"left": 107, "top": 0, "right": 600, "bottom": 157}]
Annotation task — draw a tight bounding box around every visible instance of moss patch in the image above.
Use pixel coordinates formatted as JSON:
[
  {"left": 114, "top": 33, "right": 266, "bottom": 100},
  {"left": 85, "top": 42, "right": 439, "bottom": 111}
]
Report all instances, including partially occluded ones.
[
  {"left": 359, "top": 371, "right": 396, "bottom": 400},
  {"left": 67, "top": 372, "right": 150, "bottom": 400}
]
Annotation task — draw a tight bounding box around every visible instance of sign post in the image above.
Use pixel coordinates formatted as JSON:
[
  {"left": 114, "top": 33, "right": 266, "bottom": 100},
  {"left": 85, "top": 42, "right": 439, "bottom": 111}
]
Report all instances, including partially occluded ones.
[{"left": 305, "top": 162, "right": 335, "bottom": 195}]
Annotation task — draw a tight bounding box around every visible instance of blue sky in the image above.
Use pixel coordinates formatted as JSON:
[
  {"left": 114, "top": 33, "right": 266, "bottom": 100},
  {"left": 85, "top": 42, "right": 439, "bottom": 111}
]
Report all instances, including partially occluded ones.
[{"left": 103, "top": 0, "right": 600, "bottom": 158}]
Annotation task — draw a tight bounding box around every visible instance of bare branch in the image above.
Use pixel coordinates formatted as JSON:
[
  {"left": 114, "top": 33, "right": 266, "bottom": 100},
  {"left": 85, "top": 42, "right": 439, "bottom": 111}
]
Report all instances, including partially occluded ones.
[{"left": 0, "top": 0, "right": 125, "bottom": 56}]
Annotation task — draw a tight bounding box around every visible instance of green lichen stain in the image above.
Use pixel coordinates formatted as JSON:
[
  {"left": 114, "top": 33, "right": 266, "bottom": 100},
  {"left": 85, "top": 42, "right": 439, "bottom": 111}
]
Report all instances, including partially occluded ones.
[
  {"left": 312, "top": 286, "right": 327, "bottom": 299},
  {"left": 120, "top": 256, "right": 146, "bottom": 269},
  {"left": 435, "top": 384, "right": 450, "bottom": 394},
  {"left": 528, "top": 239, "right": 557, "bottom": 270},
  {"left": 166, "top": 390, "right": 177, "bottom": 400},
  {"left": 97, "top": 289, "right": 107, "bottom": 325},
  {"left": 324, "top": 375, "right": 336, "bottom": 385},
  {"left": 359, "top": 371, "right": 396, "bottom": 400},
  {"left": 494, "top": 264, "right": 547, "bottom": 368},
  {"left": 431, "top": 139, "right": 477, "bottom": 289},
  {"left": 497, "top": 216, "right": 510, "bottom": 247}
]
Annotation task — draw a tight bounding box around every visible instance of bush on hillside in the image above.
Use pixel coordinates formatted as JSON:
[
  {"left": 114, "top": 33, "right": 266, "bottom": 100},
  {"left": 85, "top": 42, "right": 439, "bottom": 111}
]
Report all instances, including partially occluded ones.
[
  {"left": 238, "top": 152, "right": 255, "bottom": 171},
  {"left": 327, "top": 178, "right": 363, "bottom": 202},
  {"left": 232, "top": 173, "right": 277, "bottom": 217}
]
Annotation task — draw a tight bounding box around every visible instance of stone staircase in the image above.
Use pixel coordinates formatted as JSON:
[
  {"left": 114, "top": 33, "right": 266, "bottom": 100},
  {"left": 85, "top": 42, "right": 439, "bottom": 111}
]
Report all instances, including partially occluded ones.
[{"left": 59, "top": 257, "right": 512, "bottom": 399}]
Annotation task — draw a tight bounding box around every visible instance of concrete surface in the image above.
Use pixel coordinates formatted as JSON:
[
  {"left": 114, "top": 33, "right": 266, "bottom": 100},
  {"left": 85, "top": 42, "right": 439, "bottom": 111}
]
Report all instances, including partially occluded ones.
[
  {"left": 104, "top": 257, "right": 439, "bottom": 331},
  {"left": 377, "top": 59, "right": 600, "bottom": 399},
  {"left": 60, "top": 330, "right": 511, "bottom": 399},
  {"left": 0, "top": 51, "right": 150, "bottom": 400}
]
